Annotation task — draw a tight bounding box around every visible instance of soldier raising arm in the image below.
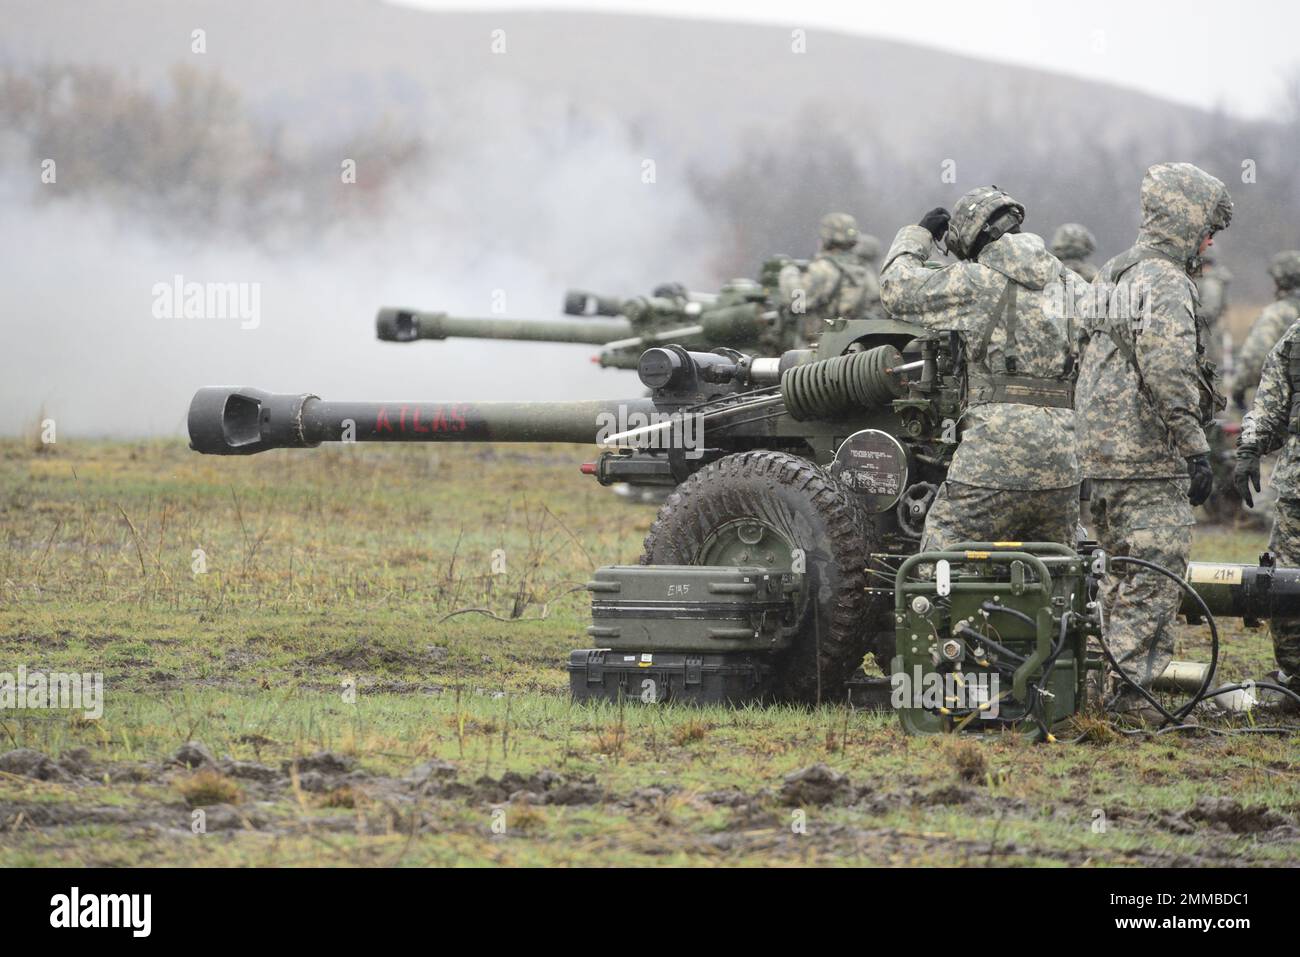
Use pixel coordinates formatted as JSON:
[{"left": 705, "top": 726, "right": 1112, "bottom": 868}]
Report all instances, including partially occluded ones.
[{"left": 880, "top": 188, "right": 1081, "bottom": 552}]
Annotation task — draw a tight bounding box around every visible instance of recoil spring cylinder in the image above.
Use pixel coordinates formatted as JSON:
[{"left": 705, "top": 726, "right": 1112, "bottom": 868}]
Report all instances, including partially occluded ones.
[{"left": 780, "top": 344, "right": 905, "bottom": 421}]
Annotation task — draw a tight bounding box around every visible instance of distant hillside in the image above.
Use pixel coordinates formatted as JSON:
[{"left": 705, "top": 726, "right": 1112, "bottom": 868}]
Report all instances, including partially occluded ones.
[
  {"left": 0, "top": 1, "right": 1221, "bottom": 147},
  {"left": 2, "top": 1, "right": 1297, "bottom": 437},
  {"left": 5, "top": 0, "right": 1295, "bottom": 290}
]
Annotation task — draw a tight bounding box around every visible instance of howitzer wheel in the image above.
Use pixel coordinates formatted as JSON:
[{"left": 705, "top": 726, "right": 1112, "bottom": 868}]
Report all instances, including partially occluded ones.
[{"left": 640, "top": 450, "right": 885, "bottom": 703}]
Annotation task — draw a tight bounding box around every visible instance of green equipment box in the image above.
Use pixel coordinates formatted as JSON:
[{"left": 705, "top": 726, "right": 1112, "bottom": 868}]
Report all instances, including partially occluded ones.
[{"left": 585, "top": 564, "right": 801, "bottom": 654}]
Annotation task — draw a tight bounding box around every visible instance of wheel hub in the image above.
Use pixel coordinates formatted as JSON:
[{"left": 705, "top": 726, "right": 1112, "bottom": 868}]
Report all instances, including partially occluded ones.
[{"left": 698, "top": 519, "right": 794, "bottom": 570}]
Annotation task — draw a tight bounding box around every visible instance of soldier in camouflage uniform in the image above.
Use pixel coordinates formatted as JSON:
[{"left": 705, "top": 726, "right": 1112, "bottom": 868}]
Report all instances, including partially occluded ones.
[
  {"left": 1232, "top": 251, "right": 1300, "bottom": 408},
  {"left": 855, "top": 233, "right": 882, "bottom": 266},
  {"left": 1195, "top": 253, "right": 1232, "bottom": 370},
  {"left": 1051, "top": 223, "right": 1099, "bottom": 282},
  {"left": 880, "top": 187, "right": 1080, "bottom": 552},
  {"left": 779, "top": 213, "right": 885, "bottom": 343},
  {"left": 1076, "top": 162, "right": 1233, "bottom": 722},
  {"left": 1234, "top": 324, "right": 1300, "bottom": 709}
]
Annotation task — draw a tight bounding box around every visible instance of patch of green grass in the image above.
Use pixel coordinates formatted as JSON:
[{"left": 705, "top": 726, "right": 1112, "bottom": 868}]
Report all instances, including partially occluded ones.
[{"left": 0, "top": 439, "right": 1296, "bottom": 866}]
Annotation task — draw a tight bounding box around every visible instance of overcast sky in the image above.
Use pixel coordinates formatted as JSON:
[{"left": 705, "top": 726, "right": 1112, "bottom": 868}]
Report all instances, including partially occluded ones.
[{"left": 393, "top": 0, "right": 1299, "bottom": 119}]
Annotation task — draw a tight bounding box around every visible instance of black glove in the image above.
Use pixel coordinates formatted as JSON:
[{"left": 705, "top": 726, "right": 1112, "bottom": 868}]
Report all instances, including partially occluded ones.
[
  {"left": 918, "top": 207, "right": 951, "bottom": 243},
  {"left": 1234, "top": 443, "right": 1261, "bottom": 508},
  {"left": 1186, "top": 453, "right": 1213, "bottom": 507},
  {"left": 1232, "top": 386, "right": 1247, "bottom": 411}
]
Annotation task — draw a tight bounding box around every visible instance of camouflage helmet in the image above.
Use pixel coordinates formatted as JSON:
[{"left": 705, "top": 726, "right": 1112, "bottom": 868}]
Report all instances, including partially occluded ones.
[
  {"left": 819, "top": 212, "right": 859, "bottom": 249},
  {"left": 1268, "top": 250, "right": 1300, "bottom": 290},
  {"left": 1050, "top": 223, "right": 1096, "bottom": 261},
  {"left": 945, "top": 186, "right": 1025, "bottom": 260},
  {"left": 652, "top": 282, "right": 689, "bottom": 300},
  {"left": 855, "top": 234, "right": 881, "bottom": 262}
]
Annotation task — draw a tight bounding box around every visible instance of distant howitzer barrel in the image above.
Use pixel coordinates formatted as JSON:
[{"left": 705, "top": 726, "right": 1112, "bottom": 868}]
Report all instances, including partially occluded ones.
[
  {"left": 1182, "top": 560, "right": 1300, "bottom": 627},
  {"left": 188, "top": 386, "right": 656, "bottom": 455},
  {"left": 564, "top": 286, "right": 716, "bottom": 318},
  {"left": 563, "top": 290, "right": 625, "bottom": 317},
  {"left": 597, "top": 301, "right": 776, "bottom": 368},
  {"left": 376, "top": 307, "right": 632, "bottom": 345}
]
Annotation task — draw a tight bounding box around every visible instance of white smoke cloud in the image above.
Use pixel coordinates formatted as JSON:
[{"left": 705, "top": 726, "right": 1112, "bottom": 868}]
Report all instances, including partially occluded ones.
[{"left": 0, "top": 84, "right": 715, "bottom": 437}]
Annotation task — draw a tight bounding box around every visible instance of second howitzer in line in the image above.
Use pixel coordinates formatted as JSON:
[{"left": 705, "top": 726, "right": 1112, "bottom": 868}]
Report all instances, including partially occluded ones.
[{"left": 376, "top": 278, "right": 801, "bottom": 369}]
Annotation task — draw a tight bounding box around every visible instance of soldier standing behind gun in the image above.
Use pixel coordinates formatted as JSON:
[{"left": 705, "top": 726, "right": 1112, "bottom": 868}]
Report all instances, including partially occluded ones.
[
  {"left": 1076, "top": 162, "right": 1232, "bottom": 724},
  {"left": 880, "top": 187, "right": 1080, "bottom": 550},
  {"left": 1232, "top": 251, "right": 1300, "bottom": 409},
  {"left": 779, "top": 212, "right": 884, "bottom": 343},
  {"left": 1233, "top": 327, "right": 1300, "bottom": 712},
  {"left": 1195, "top": 251, "right": 1233, "bottom": 370},
  {"left": 1051, "top": 223, "right": 1100, "bottom": 282},
  {"left": 855, "top": 233, "right": 882, "bottom": 268}
]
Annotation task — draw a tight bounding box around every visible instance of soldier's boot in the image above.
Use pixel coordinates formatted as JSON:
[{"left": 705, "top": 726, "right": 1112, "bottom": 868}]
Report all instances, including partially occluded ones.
[
  {"left": 1106, "top": 686, "right": 1167, "bottom": 728},
  {"left": 1260, "top": 671, "right": 1300, "bottom": 714}
]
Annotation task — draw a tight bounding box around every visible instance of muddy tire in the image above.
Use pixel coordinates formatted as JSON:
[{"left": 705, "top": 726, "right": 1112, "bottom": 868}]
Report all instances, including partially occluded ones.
[{"left": 640, "top": 450, "right": 882, "bottom": 703}]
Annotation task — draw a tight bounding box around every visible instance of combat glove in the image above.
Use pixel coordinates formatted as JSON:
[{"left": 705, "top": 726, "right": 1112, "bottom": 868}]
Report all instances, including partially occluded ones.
[
  {"left": 1186, "top": 453, "right": 1213, "bottom": 507},
  {"left": 918, "top": 208, "right": 951, "bottom": 243},
  {"left": 1234, "top": 443, "right": 1261, "bottom": 508}
]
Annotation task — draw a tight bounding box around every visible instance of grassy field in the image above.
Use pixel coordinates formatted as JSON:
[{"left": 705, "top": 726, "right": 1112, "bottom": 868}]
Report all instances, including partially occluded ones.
[{"left": 0, "top": 438, "right": 1297, "bottom": 867}]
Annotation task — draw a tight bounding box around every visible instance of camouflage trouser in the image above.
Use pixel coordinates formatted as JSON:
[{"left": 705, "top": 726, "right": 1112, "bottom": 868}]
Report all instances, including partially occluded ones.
[
  {"left": 1267, "top": 500, "right": 1300, "bottom": 686},
  {"left": 1089, "top": 478, "right": 1193, "bottom": 687},
  {"left": 918, "top": 481, "right": 1081, "bottom": 553}
]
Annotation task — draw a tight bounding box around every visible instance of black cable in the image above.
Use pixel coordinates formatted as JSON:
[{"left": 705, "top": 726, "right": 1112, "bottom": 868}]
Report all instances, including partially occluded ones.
[
  {"left": 1102, "top": 555, "right": 1219, "bottom": 727},
  {"left": 1099, "top": 557, "right": 1300, "bottom": 729},
  {"left": 1199, "top": 681, "right": 1300, "bottom": 709},
  {"left": 956, "top": 624, "right": 1025, "bottom": 665},
  {"left": 933, "top": 558, "right": 1299, "bottom": 741},
  {"left": 981, "top": 601, "right": 1037, "bottom": 630},
  {"left": 1028, "top": 611, "right": 1072, "bottom": 737}
]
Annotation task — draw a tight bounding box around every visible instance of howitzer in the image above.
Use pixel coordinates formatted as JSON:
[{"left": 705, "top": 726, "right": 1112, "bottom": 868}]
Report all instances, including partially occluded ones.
[
  {"left": 377, "top": 278, "right": 800, "bottom": 370},
  {"left": 376, "top": 308, "right": 632, "bottom": 346},
  {"left": 563, "top": 283, "right": 716, "bottom": 317},
  {"left": 188, "top": 316, "right": 1300, "bottom": 723},
  {"left": 594, "top": 282, "right": 789, "bottom": 369},
  {"left": 191, "top": 316, "right": 943, "bottom": 702}
]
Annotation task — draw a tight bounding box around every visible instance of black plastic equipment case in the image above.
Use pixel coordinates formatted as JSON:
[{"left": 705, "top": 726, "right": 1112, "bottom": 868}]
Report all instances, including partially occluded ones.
[{"left": 568, "top": 649, "right": 769, "bottom": 705}]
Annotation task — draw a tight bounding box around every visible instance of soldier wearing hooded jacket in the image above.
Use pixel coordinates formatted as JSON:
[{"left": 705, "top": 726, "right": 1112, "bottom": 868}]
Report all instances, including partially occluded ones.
[
  {"left": 880, "top": 187, "right": 1081, "bottom": 552},
  {"left": 1076, "top": 162, "right": 1233, "bottom": 722}
]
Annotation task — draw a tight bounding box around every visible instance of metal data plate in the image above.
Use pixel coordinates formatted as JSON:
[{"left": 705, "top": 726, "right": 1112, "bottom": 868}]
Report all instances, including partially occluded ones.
[{"left": 829, "top": 428, "right": 909, "bottom": 513}]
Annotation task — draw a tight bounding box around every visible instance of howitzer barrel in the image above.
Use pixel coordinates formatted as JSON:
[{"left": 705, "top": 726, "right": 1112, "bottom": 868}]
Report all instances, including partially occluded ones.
[
  {"left": 376, "top": 308, "right": 632, "bottom": 345},
  {"left": 1182, "top": 561, "right": 1300, "bottom": 624},
  {"left": 188, "top": 387, "right": 655, "bottom": 455}
]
